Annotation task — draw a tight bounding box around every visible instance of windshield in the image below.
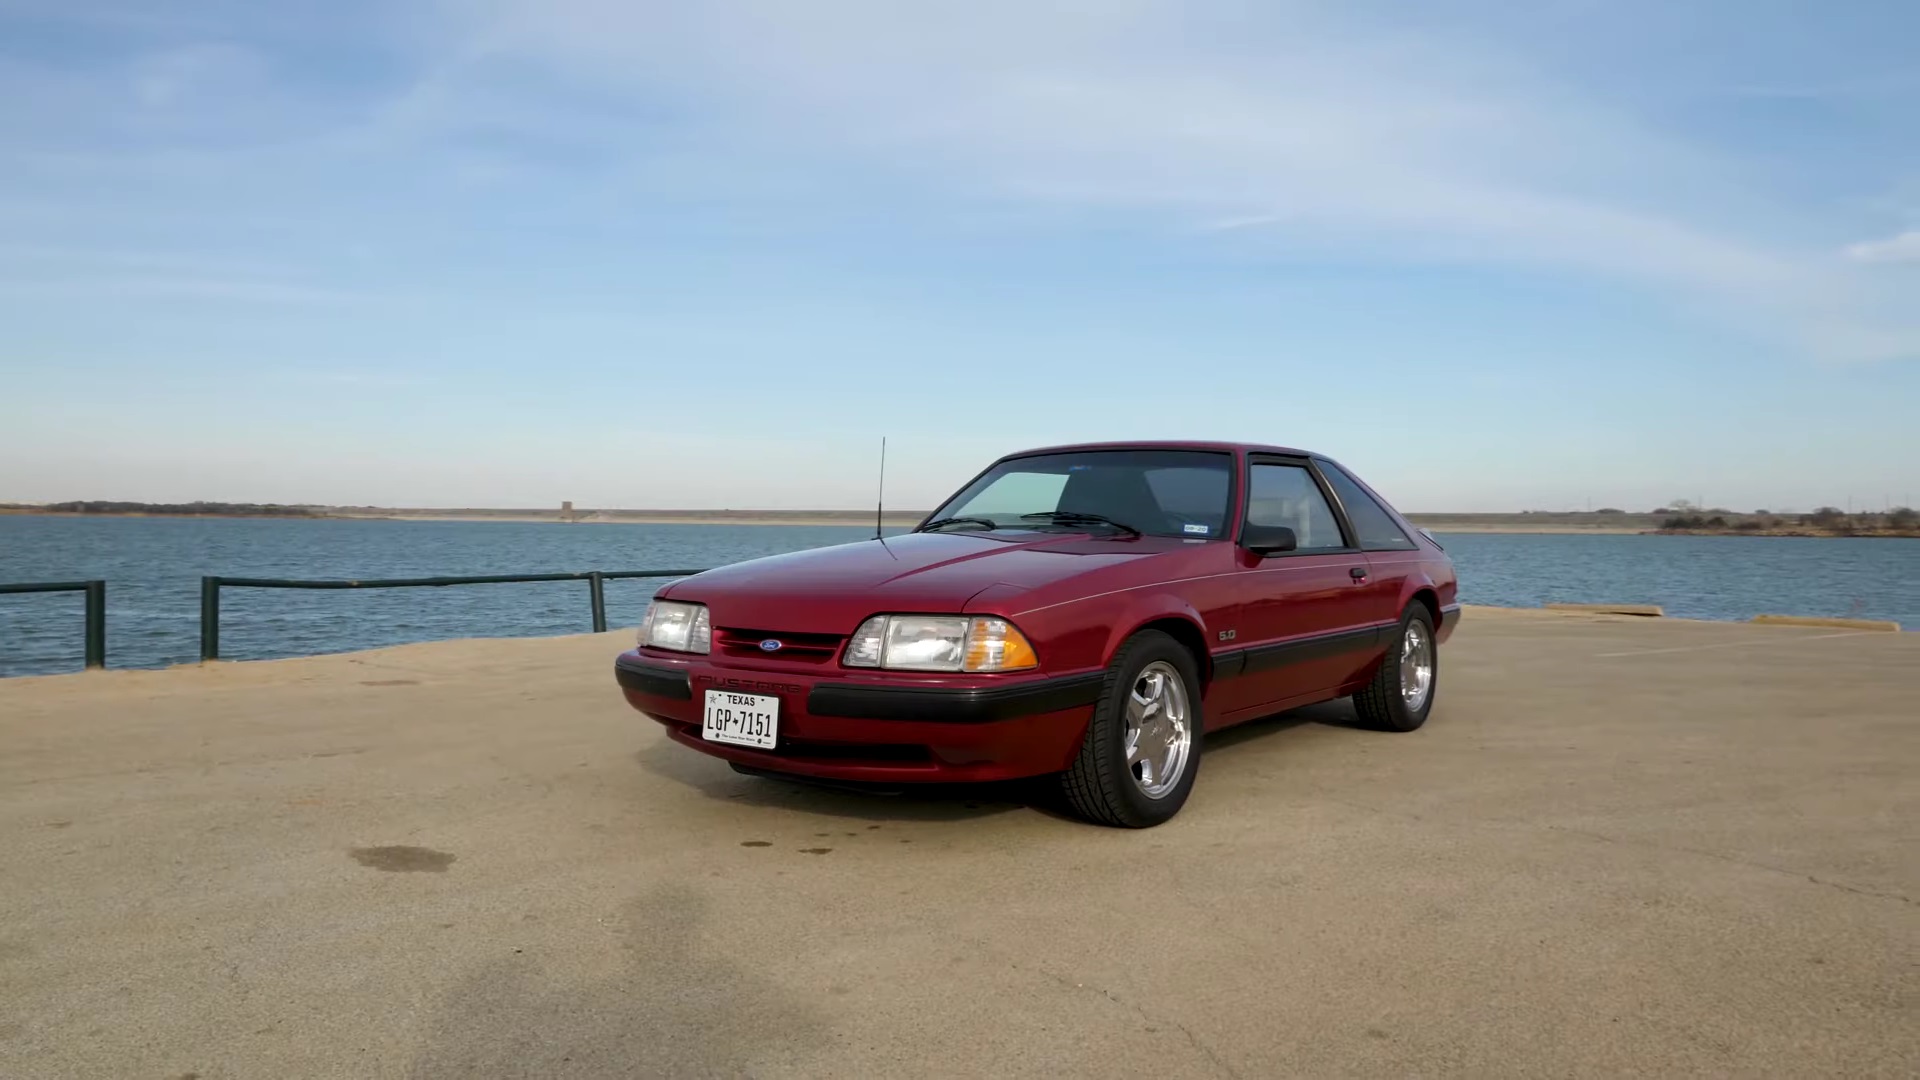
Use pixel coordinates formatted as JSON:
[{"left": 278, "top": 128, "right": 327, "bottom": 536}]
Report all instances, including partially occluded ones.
[{"left": 924, "top": 449, "right": 1234, "bottom": 539}]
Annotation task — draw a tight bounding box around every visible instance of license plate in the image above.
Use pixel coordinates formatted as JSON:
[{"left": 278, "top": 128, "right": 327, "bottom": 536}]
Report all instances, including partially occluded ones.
[{"left": 702, "top": 690, "right": 780, "bottom": 749}]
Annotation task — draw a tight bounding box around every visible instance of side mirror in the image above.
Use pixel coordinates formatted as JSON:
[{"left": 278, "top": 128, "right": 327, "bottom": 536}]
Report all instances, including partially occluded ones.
[{"left": 1242, "top": 524, "right": 1297, "bottom": 556}]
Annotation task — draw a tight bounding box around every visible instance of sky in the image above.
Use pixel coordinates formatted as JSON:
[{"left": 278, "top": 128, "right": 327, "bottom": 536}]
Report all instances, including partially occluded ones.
[{"left": 1, "top": 0, "right": 1917, "bottom": 514}]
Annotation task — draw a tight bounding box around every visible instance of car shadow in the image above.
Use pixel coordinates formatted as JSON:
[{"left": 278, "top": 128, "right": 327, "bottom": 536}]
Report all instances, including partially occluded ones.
[
  {"left": 633, "top": 696, "right": 1370, "bottom": 825},
  {"left": 632, "top": 738, "right": 1031, "bottom": 823},
  {"left": 1205, "top": 697, "right": 1363, "bottom": 752}
]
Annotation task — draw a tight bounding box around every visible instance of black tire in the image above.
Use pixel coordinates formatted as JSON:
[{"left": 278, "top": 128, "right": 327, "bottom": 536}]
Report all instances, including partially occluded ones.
[
  {"left": 1059, "top": 630, "right": 1204, "bottom": 827},
  {"left": 1352, "top": 605, "right": 1438, "bottom": 732}
]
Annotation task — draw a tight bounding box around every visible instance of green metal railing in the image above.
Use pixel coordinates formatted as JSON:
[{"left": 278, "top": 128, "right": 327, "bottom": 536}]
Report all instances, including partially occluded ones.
[
  {"left": 1, "top": 580, "right": 107, "bottom": 669},
  {"left": 198, "top": 569, "right": 707, "bottom": 662}
]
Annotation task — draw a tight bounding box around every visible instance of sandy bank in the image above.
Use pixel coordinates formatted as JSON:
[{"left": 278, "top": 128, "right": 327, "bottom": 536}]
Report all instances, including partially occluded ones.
[{"left": 1421, "top": 524, "right": 1648, "bottom": 535}]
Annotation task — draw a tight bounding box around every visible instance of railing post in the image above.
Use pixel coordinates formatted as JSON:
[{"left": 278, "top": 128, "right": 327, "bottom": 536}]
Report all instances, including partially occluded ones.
[
  {"left": 83, "top": 580, "right": 106, "bottom": 669},
  {"left": 588, "top": 572, "right": 607, "bottom": 633},
  {"left": 199, "top": 577, "right": 221, "bottom": 662}
]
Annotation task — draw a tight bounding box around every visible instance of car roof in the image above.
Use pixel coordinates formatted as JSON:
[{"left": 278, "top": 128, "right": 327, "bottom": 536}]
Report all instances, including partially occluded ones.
[{"left": 1001, "top": 440, "right": 1319, "bottom": 459}]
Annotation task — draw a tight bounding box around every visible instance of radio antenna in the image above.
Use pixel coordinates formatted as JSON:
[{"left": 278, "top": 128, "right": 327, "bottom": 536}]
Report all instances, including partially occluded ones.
[{"left": 875, "top": 436, "right": 887, "bottom": 539}]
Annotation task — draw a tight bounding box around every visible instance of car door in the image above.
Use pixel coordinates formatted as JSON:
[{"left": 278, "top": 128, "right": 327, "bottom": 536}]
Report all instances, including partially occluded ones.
[
  {"left": 1214, "top": 456, "right": 1391, "bottom": 720},
  {"left": 1315, "top": 458, "right": 1425, "bottom": 634}
]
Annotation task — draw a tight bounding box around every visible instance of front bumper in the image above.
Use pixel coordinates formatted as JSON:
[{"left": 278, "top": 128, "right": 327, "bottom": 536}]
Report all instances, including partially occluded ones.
[{"left": 615, "top": 651, "right": 1102, "bottom": 783}]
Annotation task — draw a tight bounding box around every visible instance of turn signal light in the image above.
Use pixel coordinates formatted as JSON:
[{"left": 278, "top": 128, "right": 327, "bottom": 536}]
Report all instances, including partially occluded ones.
[{"left": 963, "top": 618, "right": 1038, "bottom": 672}]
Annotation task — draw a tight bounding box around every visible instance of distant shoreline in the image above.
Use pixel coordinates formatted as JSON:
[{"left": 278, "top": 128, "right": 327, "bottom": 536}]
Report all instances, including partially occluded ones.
[
  {"left": 0, "top": 506, "right": 927, "bottom": 528},
  {"left": 336, "top": 510, "right": 929, "bottom": 527},
  {"left": 1, "top": 510, "right": 322, "bottom": 519},
  {"left": 1413, "top": 523, "right": 1646, "bottom": 535},
  {"left": 1647, "top": 527, "right": 1920, "bottom": 539},
  {"left": 5, "top": 507, "right": 1913, "bottom": 537},
  {"left": 1406, "top": 512, "right": 1918, "bottom": 539}
]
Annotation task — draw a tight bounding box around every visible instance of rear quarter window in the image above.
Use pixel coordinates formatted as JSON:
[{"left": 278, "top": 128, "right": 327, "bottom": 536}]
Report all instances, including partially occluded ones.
[{"left": 1318, "top": 461, "right": 1418, "bottom": 551}]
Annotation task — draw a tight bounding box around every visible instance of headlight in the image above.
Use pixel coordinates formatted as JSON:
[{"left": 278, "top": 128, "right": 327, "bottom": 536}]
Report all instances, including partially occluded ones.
[
  {"left": 639, "top": 600, "right": 711, "bottom": 654},
  {"left": 843, "top": 615, "right": 1038, "bottom": 672}
]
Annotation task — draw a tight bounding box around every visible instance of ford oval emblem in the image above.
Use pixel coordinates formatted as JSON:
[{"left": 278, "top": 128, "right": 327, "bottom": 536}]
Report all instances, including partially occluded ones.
[{"left": 759, "top": 639, "right": 783, "bottom": 653}]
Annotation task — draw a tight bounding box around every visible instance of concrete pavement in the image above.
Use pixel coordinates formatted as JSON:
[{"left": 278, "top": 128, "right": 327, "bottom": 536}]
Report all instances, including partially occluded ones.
[{"left": 1, "top": 608, "right": 1915, "bottom": 1078}]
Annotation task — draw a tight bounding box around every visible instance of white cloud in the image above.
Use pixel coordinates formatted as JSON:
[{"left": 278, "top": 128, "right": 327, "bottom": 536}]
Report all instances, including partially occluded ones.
[
  {"left": 0, "top": 274, "right": 362, "bottom": 305},
  {"left": 1844, "top": 230, "right": 1920, "bottom": 264},
  {"left": 0, "top": 244, "right": 365, "bottom": 304},
  {"left": 414, "top": 0, "right": 1917, "bottom": 361},
  {"left": 3, "top": 0, "right": 1914, "bottom": 361},
  {"left": 280, "top": 368, "right": 430, "bottom": 388},
  {"left": 0, "top": 242, "right": 280, "bottom": 276}
]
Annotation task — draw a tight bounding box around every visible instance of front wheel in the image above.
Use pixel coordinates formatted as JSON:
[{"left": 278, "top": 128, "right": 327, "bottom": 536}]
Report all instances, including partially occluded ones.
[
  {"left": 1352, "top": 605, "right": 1438, "bottom": 732},
  {"left": 1058, "top": 630, "right": 1203, "bottom": 827}
]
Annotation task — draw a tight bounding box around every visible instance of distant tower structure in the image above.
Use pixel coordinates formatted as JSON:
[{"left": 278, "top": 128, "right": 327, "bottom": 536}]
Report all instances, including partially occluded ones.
[{"left": 561, "top": 500, "right": 575, "bottom": 523}]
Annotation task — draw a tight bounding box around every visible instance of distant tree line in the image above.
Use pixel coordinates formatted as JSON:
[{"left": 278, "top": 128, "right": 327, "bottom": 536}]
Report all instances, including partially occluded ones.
[
  {"left": 38, "top": 501, "right": 320, "bottom": 517},
  {"left": 1659, "top": 504, "right": 1917, "bottom": 534}
]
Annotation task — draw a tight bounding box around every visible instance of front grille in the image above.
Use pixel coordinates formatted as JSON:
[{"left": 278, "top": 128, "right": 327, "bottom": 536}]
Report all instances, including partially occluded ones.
[{"left": 713, "top": 626, "right": 845, "bottom": 663}]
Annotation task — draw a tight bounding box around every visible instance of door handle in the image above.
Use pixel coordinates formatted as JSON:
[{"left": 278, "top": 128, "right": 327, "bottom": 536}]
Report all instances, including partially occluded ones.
[{"left": 1349, "top": 567, "right": 1369, "bottom": 581}]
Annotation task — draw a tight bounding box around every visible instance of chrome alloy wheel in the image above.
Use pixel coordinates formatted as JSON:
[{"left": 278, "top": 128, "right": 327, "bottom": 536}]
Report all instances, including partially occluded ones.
[
  {"left": 1400, "top": 620, "right": 1434, "bottom": 713},
  {"left": 1124, "top": 660, "right": 1192, "bottom": 799}
]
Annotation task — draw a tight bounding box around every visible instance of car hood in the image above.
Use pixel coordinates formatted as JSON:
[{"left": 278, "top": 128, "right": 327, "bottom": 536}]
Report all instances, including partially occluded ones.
[{"left": 666, "top": 531, "right": 1169, "bottom": 633}]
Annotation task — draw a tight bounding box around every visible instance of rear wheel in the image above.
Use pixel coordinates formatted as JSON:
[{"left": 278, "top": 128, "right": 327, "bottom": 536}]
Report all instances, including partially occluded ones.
[
  {"left": 1352, "top": 605, "right": 1437, "bottom": 732},
  {"left": 1059, "top": 630, "right": 1203, "bottom": 827}
]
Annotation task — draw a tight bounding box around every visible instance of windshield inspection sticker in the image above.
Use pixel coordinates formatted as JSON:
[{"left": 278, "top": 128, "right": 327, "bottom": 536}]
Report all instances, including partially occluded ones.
[{"left": 1183, "top": 523, "right": 1211, "bottom": 535}]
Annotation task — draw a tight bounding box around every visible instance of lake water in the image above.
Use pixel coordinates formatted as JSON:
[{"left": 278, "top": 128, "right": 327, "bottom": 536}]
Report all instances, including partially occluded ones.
[{"left": 1, "top": 516, "right": 1914, "bottom": 677}]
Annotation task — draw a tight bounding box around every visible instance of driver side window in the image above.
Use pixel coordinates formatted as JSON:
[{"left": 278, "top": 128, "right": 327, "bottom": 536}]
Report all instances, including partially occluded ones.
[{"left": 1245, "top": 463, "right": 1347, "bottom": 551}]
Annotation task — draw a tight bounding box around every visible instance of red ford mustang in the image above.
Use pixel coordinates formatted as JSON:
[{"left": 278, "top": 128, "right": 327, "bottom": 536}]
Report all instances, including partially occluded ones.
[{"left": 616, "top": 441, "right": 1459, "bottom": 826}]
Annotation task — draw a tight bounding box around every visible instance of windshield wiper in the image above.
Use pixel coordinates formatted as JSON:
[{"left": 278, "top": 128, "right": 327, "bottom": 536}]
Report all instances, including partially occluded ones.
[
  {"left": 1019, "top": 511, "right": 1142, "bottom": 537},
  {"left": 916, "top": 516, "right": 1001, "bottom": 533}
]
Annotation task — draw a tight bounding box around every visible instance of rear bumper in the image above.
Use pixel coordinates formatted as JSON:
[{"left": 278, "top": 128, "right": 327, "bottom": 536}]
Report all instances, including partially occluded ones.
[
  {"left": 615, "top": 652, "right": 1100, "bottom": 783},
  {"left": 1437, "top": 603, "right": 1463, "bottom": 643}
]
